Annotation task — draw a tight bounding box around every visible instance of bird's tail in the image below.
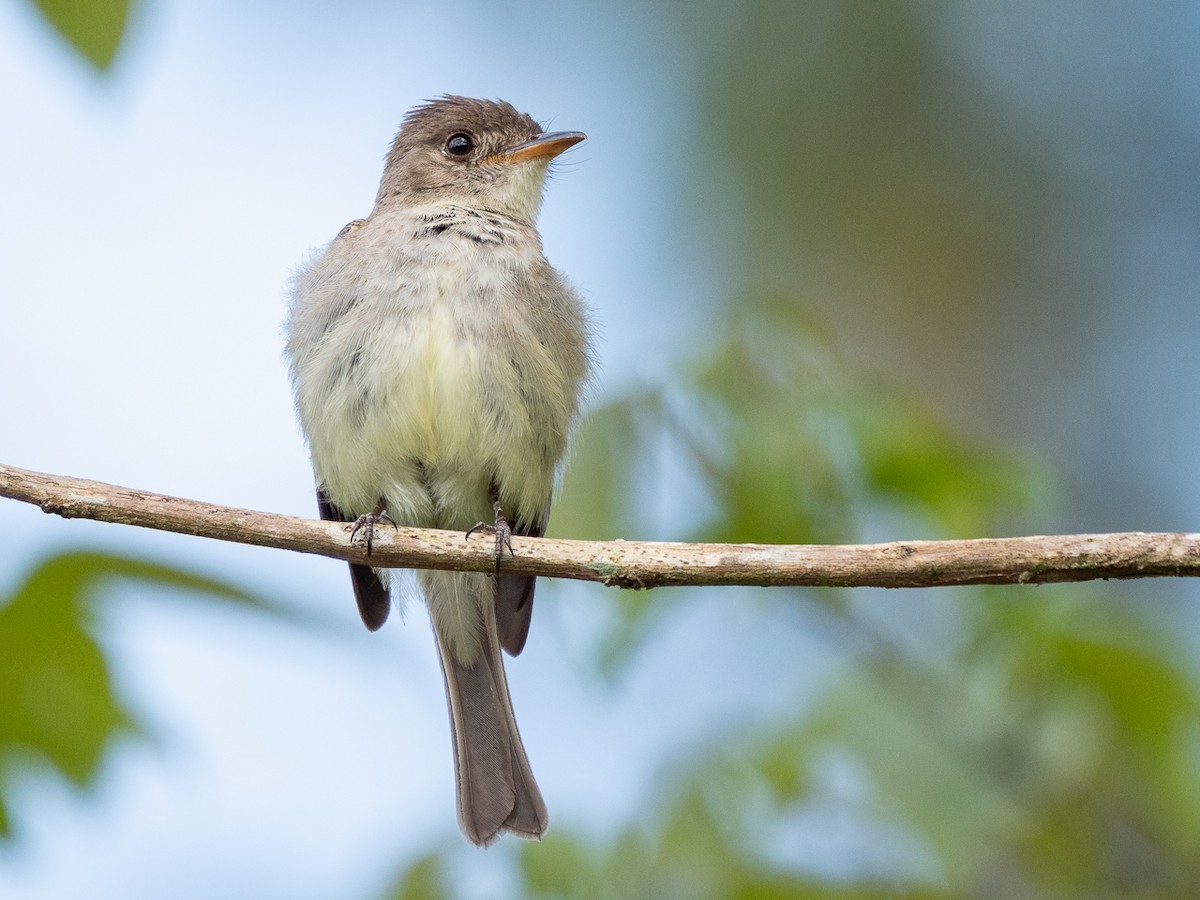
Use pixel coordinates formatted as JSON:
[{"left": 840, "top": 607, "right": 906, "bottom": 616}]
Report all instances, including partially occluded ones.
[{"left": 424, "top": 570, "right": 547, "bottom": 847}]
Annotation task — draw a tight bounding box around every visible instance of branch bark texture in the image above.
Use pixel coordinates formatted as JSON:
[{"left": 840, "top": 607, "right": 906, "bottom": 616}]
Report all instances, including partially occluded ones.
[{"left": 3, "top": 463, "right": 1198, "bottom": 590}]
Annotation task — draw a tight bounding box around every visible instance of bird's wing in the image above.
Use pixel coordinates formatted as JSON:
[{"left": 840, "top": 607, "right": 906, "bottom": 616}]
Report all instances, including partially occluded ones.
[
  {"left": 494, "top": 498, "right": 550, "bottom": 656},
  {"left": 317, "top": 487, "right": 391, "bottom": 631}
]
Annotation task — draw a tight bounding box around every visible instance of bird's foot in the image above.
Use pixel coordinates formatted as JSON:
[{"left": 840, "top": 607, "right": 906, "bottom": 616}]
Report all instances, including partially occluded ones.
[
  {"left": 466, "top": 498, "right": 514, "bottom": 574},
  {"left": 349, "top": 498, "right": 396, "bottom": 557}
]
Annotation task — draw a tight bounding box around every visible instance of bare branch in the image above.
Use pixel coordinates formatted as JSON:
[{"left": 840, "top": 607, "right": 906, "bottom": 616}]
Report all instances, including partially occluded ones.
[{"left": 2, "top": 463, "right": 1198, "bottom": 590}]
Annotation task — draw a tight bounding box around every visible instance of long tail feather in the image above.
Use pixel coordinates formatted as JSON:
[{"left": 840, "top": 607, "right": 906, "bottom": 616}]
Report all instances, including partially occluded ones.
[{"left": 425, "top": 571, "right": 547, "bottom": 846}]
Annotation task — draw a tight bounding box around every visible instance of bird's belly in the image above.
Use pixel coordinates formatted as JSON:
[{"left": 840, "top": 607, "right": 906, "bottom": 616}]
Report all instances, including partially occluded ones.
[
  {"left": 403, "top": 304, "right": 493, "bottom": 461},
  {"left": 318, "top": 301, "right": 554, "bottom": 526}
]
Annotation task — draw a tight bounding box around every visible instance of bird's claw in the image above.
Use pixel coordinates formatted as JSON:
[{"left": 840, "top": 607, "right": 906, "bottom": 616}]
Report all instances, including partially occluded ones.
[
  {"left": 466, "top": 499, "right": 514, "bottom": 574},
  {"left": 349, "top": 501, "right": 396, "bottom": 557}
]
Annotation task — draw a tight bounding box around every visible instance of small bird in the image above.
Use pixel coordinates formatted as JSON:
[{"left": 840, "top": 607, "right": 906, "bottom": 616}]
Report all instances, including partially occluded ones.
[{"left": 285, "top": 96, "right": 591, "bottom": 846}]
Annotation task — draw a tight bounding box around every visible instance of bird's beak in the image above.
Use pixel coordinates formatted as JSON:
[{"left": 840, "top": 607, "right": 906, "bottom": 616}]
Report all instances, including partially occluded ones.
[{"left": 494, "top": 131, "right": 587, "bottom": 164}]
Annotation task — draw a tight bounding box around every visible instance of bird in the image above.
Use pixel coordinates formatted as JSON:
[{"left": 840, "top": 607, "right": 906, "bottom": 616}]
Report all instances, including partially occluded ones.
[{"left": 284, "top": 96, "right": 591, "bottom": 847}]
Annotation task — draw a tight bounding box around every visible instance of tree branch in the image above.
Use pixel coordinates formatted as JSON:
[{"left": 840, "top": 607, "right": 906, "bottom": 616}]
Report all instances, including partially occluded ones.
[{"left": 2, "top": 463, "right": 1198, "bottom": 590}]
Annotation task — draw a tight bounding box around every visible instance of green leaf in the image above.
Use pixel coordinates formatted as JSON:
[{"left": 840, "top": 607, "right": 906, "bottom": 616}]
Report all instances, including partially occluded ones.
[
  {"left": 0, "top": 553, "right": 141, "bottom": 831},
  {"left": 30, "top": 0, "right": 130, "bottom": 70},
  {"left": 0, "top": 548, "right": 312, "bottom": 840},
  {"left": 846, "top": 388, "right": 1045, "bottom": 538},
  {"left": 385, "top": 850, "right": 450, "bottom": 900},
  {"left": 521, "top": 831, "right": 598, "bottom": 896}
]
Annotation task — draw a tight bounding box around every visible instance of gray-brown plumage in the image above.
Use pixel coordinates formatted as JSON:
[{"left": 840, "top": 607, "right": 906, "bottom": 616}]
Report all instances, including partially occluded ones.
[{"left": 285, "top": 96, "right": 590, "bottom": 846}]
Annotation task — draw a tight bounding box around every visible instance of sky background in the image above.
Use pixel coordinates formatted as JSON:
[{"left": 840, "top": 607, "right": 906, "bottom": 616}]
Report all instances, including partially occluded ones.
[{"left": 2, "top": 2, "right": 1200, "bottom": 898}]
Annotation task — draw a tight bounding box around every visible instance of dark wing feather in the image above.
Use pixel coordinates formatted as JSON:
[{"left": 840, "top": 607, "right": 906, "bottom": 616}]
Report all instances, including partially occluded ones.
[
  {"left": 317, "top": 488, "right": 391, "bottom": 631},
  {"left": 495, "top": 503, "right": 548, "bottom": 656}
]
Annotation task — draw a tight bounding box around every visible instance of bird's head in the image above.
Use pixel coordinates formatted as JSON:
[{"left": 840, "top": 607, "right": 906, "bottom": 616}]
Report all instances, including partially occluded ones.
[{"left": 374, "top": 96, "right": 585, "bottom": 224}]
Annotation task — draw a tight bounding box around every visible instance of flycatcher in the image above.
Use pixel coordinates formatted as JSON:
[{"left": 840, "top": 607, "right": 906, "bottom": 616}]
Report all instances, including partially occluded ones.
[{"left": 285, "top": 96, "right": 591, "bottom": 846}]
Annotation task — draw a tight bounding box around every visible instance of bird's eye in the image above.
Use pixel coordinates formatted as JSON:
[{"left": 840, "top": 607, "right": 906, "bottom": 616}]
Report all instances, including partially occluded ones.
[{"left": 445, "top": 133, "right": 475, "bottom": 157}]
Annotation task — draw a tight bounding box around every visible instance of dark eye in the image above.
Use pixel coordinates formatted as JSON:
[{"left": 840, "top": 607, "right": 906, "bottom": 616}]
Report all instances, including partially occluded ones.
[{"left": 445, "top": 132, "right": 474, "bottom": 156}]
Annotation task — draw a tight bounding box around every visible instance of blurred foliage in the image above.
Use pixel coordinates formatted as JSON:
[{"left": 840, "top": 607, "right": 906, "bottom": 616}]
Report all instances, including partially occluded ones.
[
  {"left": 0, "top": 549, "right": 308, "bottom": 840},
  {"left": 388, "top": 849, "right": 453, "bottom": 900},
  {"left": 696, "top": 0, "right": 1059, "bottom": 318},
  {"left": 680, "top": 299, "right": 1041, "bottom": 545},
  {"left": 27, "top": 0, "right": 130, "bottom": 70},
  {"left": 556, "top": 297, "right": 1045, "bottom": 678}
]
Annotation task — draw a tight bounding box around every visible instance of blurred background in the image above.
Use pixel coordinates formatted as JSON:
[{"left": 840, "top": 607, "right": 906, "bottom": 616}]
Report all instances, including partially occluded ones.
[{"left": 2, "top": 1, "right": 1199, "bottom": 897}]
